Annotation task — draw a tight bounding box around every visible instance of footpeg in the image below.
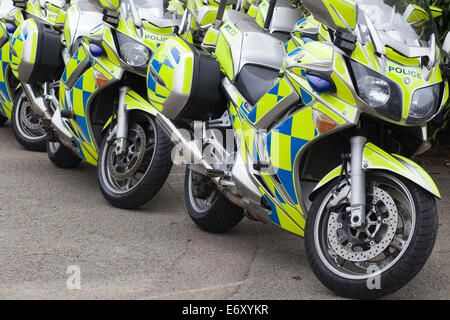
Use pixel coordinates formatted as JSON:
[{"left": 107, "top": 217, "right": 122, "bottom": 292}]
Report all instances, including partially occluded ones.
[
  {"left": 205, "top": 168, "right": 226, "bottom": 177},
  {"left": 253, "top": 161, "right": 269, "bottom": 171}
]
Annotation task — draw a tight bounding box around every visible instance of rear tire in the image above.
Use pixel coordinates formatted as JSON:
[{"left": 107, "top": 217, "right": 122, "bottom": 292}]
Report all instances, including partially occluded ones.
[
  {"left": 97, "top": 112, "right": 173, "bottom": 209},
  {"left": 11, "top": 88, "right": 47, "bottom": 152},
  {"left": 47, "top": 141, "right": 82, "bottom": 168},
  {"left": 184, "top": 167, "right": 244, "bottom": 233}
]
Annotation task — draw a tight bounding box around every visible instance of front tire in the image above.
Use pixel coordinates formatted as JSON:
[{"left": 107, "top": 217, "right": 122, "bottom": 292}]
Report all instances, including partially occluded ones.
[
  {"left": 47, "top": 141, "right": 82, "bottom": 168},
  {"left": 305, "top": 172, "right": 438, "bottom": 299},
  {"left": 97, "top": 112, "right": 173, "bottom": 209},
  {"left": 11, "top": 88, "right": 47, "bottom": 151},
  {"left": 184, "top": 167, "right": 244, "bottom": 233}
]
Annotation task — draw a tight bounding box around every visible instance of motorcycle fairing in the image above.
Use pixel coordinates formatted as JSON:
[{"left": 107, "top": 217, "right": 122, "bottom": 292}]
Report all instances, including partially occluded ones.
[
  {"left": 312, "top": 142, "right": 441, "bottom": 199},
  {"left": 60, "top": 10, "right": 191, "bottom": 165},
  {"left": 216, "top": 12, "right": 285, "bottom": 84},
  {"left": 285, "top": 42, "right": 360, "bottom": 124},
  {"left": 59, "top": 35, "right": 122, "bottom": 165},
  {"left": 0, "top": 40, "right": 13, "bottom": 118},
  {"left": 229, "top": 102, "right": 306, "bottom": 236},
  {"left": 116, "top": 17, "right": 187, "bottom": 53},
  {"left": 25, "top": 0, "right": 66, "bottom": 26},
  {"left": 167, "top": 0, "right": 185, "bottom": 16},
  {"left": 186, "top": 0, "right": 229, "bottom": 30},
  {"left": 302, "top": 0, "right": 357, "bottom": 32},
  {"left": 99, "top": 0, "right": 120, "bottom": 10},
  {"left": 61, "top": 46, "right": 90, "bottom": 89},
  {"left": 63, "top": 66, "right": 101, "bottom": 165},
  {"left": 350, "top": 40, "right": 446, "bottom": 123},
  {"left": 217, "top": 26, "right": 357, "bottom": 233},
  {"left": 254, "top": 0, "right": 304, "bottom": 34},
  {"left": 0, "top": 7, "right": 25, "bottom": 119},
  {"left": 247, "top": 4, "right": 258, "bottom": 19},
  {"left": 42, "top": 1, "right": 66, "bottom": 26},
  {"left": 102, "top": 89, "right": 160, "bottom": 132},
  {"left": 247, "top": 77, "right": 299, "bottom": 129},
  {"left": 124, "top": 90, "right": 158, "bottom": 115}
]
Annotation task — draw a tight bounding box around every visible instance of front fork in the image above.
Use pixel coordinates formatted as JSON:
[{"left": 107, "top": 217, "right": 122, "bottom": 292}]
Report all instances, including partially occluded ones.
[
  {"left": 114, "top": 86, "right": 130, "bottom": 155},
  {"left": 349, "top": 136, "right": 367, "bottom": 228}
]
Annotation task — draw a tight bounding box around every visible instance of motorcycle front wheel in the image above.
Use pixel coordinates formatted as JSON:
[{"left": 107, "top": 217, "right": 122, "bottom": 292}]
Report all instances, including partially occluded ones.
[
  {"left": 47, "top": 141, "right": 82, "bottom": 169},
  {"left": 97, "top": 111, "right": 173, "bottom": 209},
  {"left": 11, "top": 88, "right": 47, "bottom": 151},
  {"left": 305, "top": 171, "right": 438, "bottom": 299},
  {"left": 184, "top": 167, "right": 244, "bottom": 233}
]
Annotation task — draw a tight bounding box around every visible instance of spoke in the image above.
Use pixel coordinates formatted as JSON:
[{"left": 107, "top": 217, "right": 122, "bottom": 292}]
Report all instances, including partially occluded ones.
[{"left": 123, "top": 177, "right": 132, "bottom": 190}]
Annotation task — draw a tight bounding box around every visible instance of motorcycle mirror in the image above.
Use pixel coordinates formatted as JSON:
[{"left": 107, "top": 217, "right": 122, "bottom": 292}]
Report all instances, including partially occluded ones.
[{"left": 443, "top": 32, "right": 450, "bottom": 56}]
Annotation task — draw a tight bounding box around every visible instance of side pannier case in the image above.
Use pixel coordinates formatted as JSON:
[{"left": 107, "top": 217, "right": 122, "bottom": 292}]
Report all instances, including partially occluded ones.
[
  {"left": 10, "top": 18, "right": 62, "bottom": 84},
  {"left": 147, "top": 37, "right": 225, "bottom": 121}
]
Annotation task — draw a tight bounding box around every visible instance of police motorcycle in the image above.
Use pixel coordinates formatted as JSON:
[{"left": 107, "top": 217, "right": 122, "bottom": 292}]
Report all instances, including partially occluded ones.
[
  {"left": 0, "top": 0, "right": 69, "bottom": 151},
  {"left": 0, "top": 0, "right": 15, "bottom": 127},
  {"left": 12, "top": 0, "right": 194, "bottom": 209},
  {"left": 145, "top": 0, "right": 450, "bottom": 298}
]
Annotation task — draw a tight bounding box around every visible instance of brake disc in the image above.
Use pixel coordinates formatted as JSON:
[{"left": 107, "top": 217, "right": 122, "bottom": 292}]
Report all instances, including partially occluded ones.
[
  {"left": 327, "top": 187, "right": 398, "bottom": 262},
  {"left": 107, "top": 123, "right": 146, "bottom": 181},
  {"left": 21, "top": 103, "right": 43, "bottom": 132}
]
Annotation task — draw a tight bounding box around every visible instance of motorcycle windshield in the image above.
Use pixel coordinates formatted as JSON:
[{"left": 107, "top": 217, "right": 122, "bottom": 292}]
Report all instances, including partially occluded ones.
[
  {"left": 355, "top": 0, "right": 439, "bottom": 53},
  {"left": 123, "top": 0, "right": 165, "bottom": 19}
]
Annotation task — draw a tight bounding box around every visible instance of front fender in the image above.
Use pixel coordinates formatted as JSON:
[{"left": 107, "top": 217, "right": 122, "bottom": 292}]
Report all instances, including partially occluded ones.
[
  {"left": 310, "top": 142, "right": 440, "bottom": 199},
  {"left": 124, "top": 90, "right": 159, "bottom": 115},
  {"left": 102, "top": 90, "right": 159, "bottom": 132}
]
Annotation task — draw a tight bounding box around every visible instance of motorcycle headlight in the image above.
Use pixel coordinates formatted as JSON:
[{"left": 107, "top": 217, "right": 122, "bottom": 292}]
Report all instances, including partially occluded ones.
[
  {"left": 407, "top": 84, "right": 442, "bottom": 125},
  {"left": 116, "top": 32, "right": 150, "bottom": 67},
  {"left": 358, "top": 76, "right": 390, "bottom": 107},
  {"left": 349, "top": 60, "right": 402, "bottom": 121}
]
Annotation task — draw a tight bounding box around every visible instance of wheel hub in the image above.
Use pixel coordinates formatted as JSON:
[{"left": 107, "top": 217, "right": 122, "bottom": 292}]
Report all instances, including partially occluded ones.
[
  {"left": 191, "top": 171, "right": 215, "bottom": 199},
  {"left": 107, "top": 123, "right": 146, "bottom": 181},
  {"left": 20, "top": 103, "right": 43, "bottom": 133},
  {"left": 327, "top": 187, "right": 398, "bottom": 262}
]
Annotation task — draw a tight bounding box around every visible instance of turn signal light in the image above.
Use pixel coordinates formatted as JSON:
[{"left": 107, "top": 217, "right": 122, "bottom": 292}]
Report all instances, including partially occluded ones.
[
  {"left": 313, "top": 109, "right": 337, "bottom": 134},
  {"left": 94, "top": 69, "right": 109, "bottom": 88}
]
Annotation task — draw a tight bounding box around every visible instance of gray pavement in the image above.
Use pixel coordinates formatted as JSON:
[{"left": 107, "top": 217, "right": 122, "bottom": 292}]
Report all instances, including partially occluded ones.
[{"left": 0, "top": 123, "right": 448, "bottom": 299}]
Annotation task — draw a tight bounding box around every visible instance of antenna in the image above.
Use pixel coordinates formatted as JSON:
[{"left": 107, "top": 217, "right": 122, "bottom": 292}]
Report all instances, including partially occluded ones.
[
  {"left": 264, "top": 0, "right": 277, "bottom": 30},
  {"left": 214, "top": 0, "right": 227, "bottom": 29}
]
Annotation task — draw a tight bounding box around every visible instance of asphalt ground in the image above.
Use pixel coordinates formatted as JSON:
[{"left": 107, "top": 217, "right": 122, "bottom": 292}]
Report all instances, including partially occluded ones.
[{"left": 0, "top": 122, "right": 448, "bottom": 299}]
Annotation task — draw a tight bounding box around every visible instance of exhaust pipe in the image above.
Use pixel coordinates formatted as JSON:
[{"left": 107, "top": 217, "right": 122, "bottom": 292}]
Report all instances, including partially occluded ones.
[
  {"left": 155, "top": 111, "right": 272, "bottom": 223},
  {"left": 155, "top": 113, "right": 214, "bottom": 172},
  {"left": 22, "top": 83, "right": 52, "bottom": 120}
]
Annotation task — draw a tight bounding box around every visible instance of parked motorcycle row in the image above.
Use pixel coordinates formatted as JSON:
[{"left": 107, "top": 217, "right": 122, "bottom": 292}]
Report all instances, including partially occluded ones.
[{"left": 0, "top": 0, "right": 449, "bottom": 299}]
